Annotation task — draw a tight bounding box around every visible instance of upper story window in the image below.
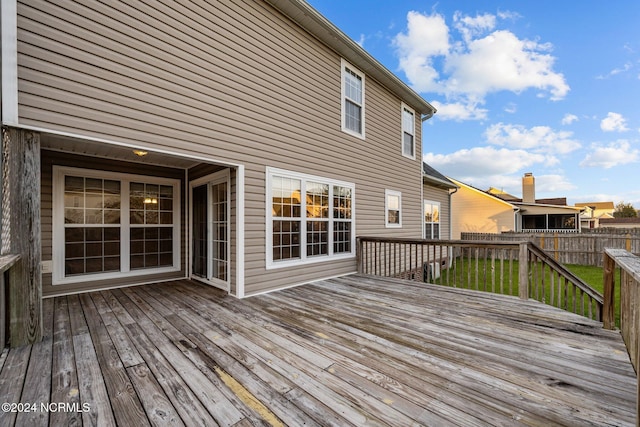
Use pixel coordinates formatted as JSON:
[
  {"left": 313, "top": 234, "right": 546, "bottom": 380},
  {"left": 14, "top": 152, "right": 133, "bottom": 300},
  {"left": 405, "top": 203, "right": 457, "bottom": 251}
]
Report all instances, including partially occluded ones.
[
  {"left": 424, "top": 200, "right": 440, "bottom": 239},
  {"left": 385, "top": 189, "right": 402, "bottom": 228},
  {"left": 341, "top": 59, "right": 365, "bottom": 139},
  {"left": 267, "top": 168, "right": 355, "bottom": 269},
  {"left": 402, "top": 104, "right": 415, "bottom": 159}
]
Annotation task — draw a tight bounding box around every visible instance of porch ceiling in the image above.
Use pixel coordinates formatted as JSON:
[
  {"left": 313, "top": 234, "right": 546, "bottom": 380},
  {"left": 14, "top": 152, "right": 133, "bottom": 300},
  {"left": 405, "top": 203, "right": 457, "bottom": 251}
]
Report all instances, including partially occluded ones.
[{"left": 40, "top": 133, "right": 202, "bottom": 169}]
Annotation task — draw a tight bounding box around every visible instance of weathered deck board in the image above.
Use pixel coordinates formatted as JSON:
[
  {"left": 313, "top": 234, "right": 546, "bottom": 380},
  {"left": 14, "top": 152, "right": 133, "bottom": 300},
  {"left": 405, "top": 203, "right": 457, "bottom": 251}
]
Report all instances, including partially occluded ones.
[{"left": 0, "top": 274, "right": 636, "bottom": 426}]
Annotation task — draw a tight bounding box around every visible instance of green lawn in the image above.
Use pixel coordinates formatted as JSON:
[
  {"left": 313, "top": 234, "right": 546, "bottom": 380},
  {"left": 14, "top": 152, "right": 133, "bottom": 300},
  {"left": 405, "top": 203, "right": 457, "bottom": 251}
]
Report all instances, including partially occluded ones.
[
  {"left": 432, "top": 259, "right": 619, "bottom": 326},
  {"left": 565, "top": 264, "right": 621, "bottom": 327}
]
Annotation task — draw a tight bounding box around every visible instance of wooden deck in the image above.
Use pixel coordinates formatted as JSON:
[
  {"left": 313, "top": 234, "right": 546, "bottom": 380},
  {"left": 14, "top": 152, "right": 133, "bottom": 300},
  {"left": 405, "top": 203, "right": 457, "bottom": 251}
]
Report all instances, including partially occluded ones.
[{"left": 0, "top": 274, "right": 636, "bottom": 426}]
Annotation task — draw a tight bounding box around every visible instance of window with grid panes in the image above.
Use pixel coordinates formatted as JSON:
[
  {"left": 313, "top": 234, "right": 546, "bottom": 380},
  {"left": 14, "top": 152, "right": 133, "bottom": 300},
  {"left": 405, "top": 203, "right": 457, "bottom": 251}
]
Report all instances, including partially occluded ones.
[{"left": 268, "top": 169, "right": 355, "bottom": 268}]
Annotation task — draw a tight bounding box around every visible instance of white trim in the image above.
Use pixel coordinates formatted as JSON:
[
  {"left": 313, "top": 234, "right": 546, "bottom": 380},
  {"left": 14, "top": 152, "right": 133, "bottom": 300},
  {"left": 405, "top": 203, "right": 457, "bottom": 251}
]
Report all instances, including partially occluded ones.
[
  {"left": 236, "top": 165, "right": 245, "bottom": 298},
  {"left": 52, "top": 166, "right": 181, "bottom": 285},
  {"left": 401, "top": 103, "right": 416, "bottom": 160},
  {"left": 1, "top": 0, "right": 18, "bottom": 125},
  {"left": 188, "top": 169, "right": 231, "bottom": 292},
  {"left": 385, "top": 189, "right": 402, "bottom": 228},
  {"left": 265, "top": 167, "right": 356, "bottom": 270},
  {"left": 341, "top": 59, "right": 366, "bottom": 140}
]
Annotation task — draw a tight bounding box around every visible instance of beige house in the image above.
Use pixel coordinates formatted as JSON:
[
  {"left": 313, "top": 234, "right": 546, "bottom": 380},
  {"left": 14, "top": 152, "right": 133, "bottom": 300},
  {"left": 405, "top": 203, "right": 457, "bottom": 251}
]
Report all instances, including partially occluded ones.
[
  {"left": 450, "top": 173, "right": 583, "bottom": 238},
  {"left": 575, "top": 201, "right": 615, "bottom": 229},
  {"left": 449, "top": 179, "right": 517, "bottom": 239},
  {"left": 1, "top": 0, "right": 436, "bottom": 319},
  {"left": 422, "top": 163, "right": 458, "bottom": 240}
]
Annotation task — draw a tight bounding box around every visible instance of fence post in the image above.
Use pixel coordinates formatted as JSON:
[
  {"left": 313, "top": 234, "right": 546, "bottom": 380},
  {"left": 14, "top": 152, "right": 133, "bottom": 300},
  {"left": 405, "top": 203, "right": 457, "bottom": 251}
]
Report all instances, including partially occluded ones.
[
  {"left": 519, "top": 242, "right": 529, "bottom": 300},
  {"left": 602, "top": 250, "right": 616, "bottom": 330}
]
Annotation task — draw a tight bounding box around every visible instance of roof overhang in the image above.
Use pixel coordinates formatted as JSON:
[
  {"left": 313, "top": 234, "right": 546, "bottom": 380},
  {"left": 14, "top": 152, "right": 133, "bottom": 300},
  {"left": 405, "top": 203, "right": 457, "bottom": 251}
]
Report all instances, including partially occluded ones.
[
  {"left": 264, "top": 0, "right": 436, "bottom": 116},
  {"left": 423, "top": 174, "right": 458, "bottom": 190}
]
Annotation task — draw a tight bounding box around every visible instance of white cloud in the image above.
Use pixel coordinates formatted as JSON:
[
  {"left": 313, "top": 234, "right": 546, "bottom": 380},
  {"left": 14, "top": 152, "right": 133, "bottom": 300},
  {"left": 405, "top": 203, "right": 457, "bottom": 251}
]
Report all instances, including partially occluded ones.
[
  {"left": 430, "top": 100, "right": 488, "bottom": 121},
  {"left": 356, "top": 34, "right": 366, "bottom": 47},
  {"left": 484, "top": 123, "right": 581, "bottom": 155},
  {"left": 444, "top": 30, "right": 569, "bottom": 100},
  {"left": 393, "top": 10, "right": 569, "bottom": 119},
  {"left": 423, "top": 146, "right": 545, "bottom": 178},
  {"left": 600, "top": 112, "right": 629, "bottom": 132},
  {"left": 393, "top": 11, "right": 449, "bottom": 93},
  {"left": 580, "top": 140, "right": 639, "bottom": 168},
  {"left": 596, "top": 62, "right": 633, "bottom": 79},
  {"left": 534, "top": 174, "right": 577, "bottom": 193},
  {"left": 504, "top": 103, "right": 517, "bottom": 114},
  {"left": 561, "top": 114, "right": 578, "bottom": 125},
  {"left": 453, "top": 12, "right": 496, "bottom": 42}
]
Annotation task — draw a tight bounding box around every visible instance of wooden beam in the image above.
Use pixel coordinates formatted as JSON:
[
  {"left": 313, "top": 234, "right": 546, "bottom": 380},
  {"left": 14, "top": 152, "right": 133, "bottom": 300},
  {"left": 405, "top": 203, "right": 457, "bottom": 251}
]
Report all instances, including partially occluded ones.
[
  {"left": 3, "top": 127, "right": 42, "bottom": 346},
  {"left": 602, "top": 251, "right": 616, "bottom": 330},
  {"left": 518, "top": 242, "right": 529, "bottom": 300}
]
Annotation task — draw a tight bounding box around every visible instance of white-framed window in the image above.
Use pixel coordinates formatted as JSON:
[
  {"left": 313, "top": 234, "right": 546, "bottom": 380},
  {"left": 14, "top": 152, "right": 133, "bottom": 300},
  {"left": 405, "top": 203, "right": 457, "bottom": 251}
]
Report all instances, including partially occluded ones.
[
  {"left": 385, "top": 189, "right": 402, "bottom": 228},
  {"left": 341, "top": 59, "right": 365, "bottom": 139},
  {"left": 424, "top": 200, "right": 441, "bottom": 239},
  {"left": 52, "top": 166, "right": 181, "bottom": 284},
  {"left": 266, "top": 168, "right": 355, "bottom": 269},
  {"left": 401, "top": 103, "right": 415, "bottom": 159}
]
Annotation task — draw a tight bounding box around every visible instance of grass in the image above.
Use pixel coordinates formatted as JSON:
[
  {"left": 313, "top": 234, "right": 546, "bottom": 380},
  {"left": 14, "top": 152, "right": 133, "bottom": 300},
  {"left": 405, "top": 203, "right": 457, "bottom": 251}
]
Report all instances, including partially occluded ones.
[
  {"left": 432, "top": 258, "right": 620, "bottom": 326},
  {"left": 566, "top": 264, "right": 621, "bottom": 327}
]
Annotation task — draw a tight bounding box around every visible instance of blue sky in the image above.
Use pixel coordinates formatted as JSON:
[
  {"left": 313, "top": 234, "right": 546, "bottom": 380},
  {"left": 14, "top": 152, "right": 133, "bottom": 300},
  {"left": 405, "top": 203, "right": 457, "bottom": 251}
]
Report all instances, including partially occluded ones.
[{"left": 307, "top": 1, "right": 640, "bottom": 207}]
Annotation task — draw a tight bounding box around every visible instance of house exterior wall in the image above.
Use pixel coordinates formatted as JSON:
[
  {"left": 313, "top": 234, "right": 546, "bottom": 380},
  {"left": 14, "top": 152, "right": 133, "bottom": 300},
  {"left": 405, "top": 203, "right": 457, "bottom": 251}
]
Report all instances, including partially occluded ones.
[
  {"left": 423, "top": 185, "right": 452, "bottom": 240},
  {"left": 451, "top": 184, "right": 515, "bottom": 239},
  {"left": 17, "top": 1, "right": 426, "bottom": 295}
]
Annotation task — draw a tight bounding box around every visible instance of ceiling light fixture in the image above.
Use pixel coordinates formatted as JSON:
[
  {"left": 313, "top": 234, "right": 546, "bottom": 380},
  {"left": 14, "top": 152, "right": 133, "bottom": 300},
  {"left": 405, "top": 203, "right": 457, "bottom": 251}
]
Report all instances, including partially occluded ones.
[{"left": 133, "top": 149, "right": 148, "bottom": 157}]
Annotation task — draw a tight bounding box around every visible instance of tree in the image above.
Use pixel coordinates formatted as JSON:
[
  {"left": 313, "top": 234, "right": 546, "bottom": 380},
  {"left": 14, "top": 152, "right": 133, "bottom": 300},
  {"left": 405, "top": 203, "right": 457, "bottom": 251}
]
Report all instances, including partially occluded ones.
[{"left": 613, "top": 201, "right": 638, "bottom": 218}]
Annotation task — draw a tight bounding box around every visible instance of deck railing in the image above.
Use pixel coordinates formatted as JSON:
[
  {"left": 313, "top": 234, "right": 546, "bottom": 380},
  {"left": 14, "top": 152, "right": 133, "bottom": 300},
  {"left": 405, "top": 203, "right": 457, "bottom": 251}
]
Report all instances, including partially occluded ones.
[
  {"left": 0, "top": 254, "right": 21, "bottom": 347},
  {"left": 356, "top": 237, "right": 603, "bottom": 321},
  {"left": 602, "top": 248, "right": 639, "bottom": 425}
]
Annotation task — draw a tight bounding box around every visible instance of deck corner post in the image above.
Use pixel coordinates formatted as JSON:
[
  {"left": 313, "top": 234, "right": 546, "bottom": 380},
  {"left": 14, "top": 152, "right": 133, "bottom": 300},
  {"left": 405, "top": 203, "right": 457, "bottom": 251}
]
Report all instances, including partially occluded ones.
[
  {"left": 518, "top": 242, "right": 529, "bottom": 300},
  {"left": 602, "top": 250, "right": 616, "bottom": 330},
  {"left": 3, "top": 127, "right": 42, "bottom": 346}
]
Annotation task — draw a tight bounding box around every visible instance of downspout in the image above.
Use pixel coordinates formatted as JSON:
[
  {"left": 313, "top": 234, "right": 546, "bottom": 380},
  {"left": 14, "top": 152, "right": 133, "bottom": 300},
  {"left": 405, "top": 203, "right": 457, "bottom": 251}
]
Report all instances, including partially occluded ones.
[
  {"left": 448, "top": 186, "right": 458, "bottom": 240},
  {"left": 513, "top": 206, "right": 521, "bottom": 231}
]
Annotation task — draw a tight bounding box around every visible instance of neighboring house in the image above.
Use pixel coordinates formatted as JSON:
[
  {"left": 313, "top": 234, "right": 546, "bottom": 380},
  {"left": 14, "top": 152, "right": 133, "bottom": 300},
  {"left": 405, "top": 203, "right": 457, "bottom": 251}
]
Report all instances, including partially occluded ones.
[
  {"left": 1, "top": 0, "right": 436, "bottom": 343},
  {"left": 422, "top": 162, "right": 458, "bottom": 240},
  {"left": 598, "top": 218, "right": 640, "bottom": 229},
  {"left": 450, "top": 173, "right": 582, "bottom": 238},
  {"left": 449, "top": 179, "right": 517, "bottom": 239},
  {"left": 575, "top": 201, "right": 615, "bottom": 229}
]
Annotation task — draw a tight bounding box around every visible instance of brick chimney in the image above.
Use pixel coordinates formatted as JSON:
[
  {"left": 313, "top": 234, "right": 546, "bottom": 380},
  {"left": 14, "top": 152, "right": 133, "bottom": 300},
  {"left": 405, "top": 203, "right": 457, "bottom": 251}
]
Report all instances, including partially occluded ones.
[{"left": 522, "top": 172, "right": 535, "bottom": 203}]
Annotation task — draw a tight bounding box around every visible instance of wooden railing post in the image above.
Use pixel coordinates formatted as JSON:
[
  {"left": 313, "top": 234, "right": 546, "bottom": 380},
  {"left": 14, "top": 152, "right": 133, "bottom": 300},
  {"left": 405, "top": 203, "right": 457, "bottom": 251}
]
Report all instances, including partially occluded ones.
[
  {"left": 603, "top": 251, "right": 616, "bottom": 330},
  {"left": 519, "top": 242, "right": 529, "bottom": 300},
  {"left": 356, "top": 237, "right": 363, "bottom": 274}
]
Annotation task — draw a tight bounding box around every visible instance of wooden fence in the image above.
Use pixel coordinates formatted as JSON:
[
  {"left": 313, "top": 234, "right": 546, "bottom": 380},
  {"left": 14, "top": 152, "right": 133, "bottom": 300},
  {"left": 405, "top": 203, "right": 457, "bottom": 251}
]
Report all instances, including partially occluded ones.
[
  {"left": 462, "top": 231, "right": 640, "bottom": 267},
  {"left": 356, "top": 237, "right": 603, "bottom": 321},
  {"left": 602, "top": 248, "right": 640, "bottom": 426}
]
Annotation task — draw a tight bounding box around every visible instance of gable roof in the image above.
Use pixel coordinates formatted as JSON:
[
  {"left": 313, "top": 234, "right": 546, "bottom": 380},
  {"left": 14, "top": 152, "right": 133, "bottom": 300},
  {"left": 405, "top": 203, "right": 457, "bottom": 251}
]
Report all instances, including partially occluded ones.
[
  {"left": 449, "top": 178, "right": 516, "bottom": 209},
  {"left": 264, "top": 0, "right": 436, "bottom": 116},
  {"left": 575, "top": 202, "right": 615, "bottom": 210},
  {"left": 423, "top": 163, "right": 457, "bottom": 189}
]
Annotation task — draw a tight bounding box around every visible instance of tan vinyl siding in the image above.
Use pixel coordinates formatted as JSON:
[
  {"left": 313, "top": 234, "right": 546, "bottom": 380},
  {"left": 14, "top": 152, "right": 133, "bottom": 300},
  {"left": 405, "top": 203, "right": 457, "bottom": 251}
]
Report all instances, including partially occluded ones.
[
  {"left": 451, "top": 185, "right": 515, "bottom": 239},
  {"left": 423, "top": 186, "right": 451, "bottom": 240},
  {"left": 19, "top": 0, "right": 425, "bottom": 294}
]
